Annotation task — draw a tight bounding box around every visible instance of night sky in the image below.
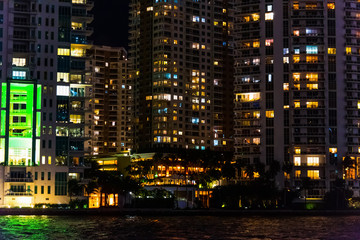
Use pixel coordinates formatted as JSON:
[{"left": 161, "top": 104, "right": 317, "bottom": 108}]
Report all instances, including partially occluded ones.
[{"left": 91, "top": 0, "right": 130, "bottom": 49}]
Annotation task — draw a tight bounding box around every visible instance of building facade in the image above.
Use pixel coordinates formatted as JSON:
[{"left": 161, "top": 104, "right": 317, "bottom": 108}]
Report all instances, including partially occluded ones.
[
  {"left": 129, "top": 0, "right": 234, "bottom": 153},
  {"left": 234, "top": 0, "right": 358, "bottom": 197},
  {"left": 87, "top": 46, "right": 132, "bottom": 156},
  {"left": 0, "top": 0, "right": 93, "bottom": 207}
]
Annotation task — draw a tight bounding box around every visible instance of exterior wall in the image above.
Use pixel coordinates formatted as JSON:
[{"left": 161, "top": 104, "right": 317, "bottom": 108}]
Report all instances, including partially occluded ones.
[{"left": 129, "top": 0, "right": 234, "bottom": 153}]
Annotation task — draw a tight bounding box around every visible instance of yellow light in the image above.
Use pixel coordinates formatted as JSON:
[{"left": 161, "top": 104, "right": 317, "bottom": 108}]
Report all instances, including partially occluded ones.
[
  {"left": 265, "top": 12, "right": 274, "bottom": 20},
  {"left": 329, "top": 148, "right": 337, "bottom": 154}
]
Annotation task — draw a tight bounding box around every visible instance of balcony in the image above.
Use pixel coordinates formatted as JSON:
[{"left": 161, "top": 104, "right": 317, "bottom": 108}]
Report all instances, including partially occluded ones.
[
  {"left": 5, "top": 172, "right": 33, "bottom": 182},
  {"left": 5, "top": 191, "right": 32, "bottom": 196}
]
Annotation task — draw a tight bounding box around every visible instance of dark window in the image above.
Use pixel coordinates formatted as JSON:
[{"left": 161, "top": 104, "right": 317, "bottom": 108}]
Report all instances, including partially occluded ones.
[{"left": 55, "top": 172, "right": 67, "bottom": 195}]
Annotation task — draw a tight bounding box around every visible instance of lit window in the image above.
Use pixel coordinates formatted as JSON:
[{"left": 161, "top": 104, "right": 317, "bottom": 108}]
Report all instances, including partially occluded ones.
[
  {"left": 306, "top": 101, "right": 318, "bottom": 108},
  {"left": 266, "top": 110, "right": 274, "bottom": 118},
  {"left": 346, "top": 47, "right": 352, "bottom": 55},
  {"left": 283, "top": 83, "right": 289, "bottom": 91},
  {"left": 236, "top": 92, "right": 261, "bottom": 102},
  {"left": 57, "top": 48, "right": 70, "bottom": 56},
  {"left": 71, "top": 22, "right": 83, "bottom": 30},
  {"left": 293, "top": 55, "right": 300, "bottom": 63},
  {"left": 295, "top": 148, "right": 301, "bottom": 154},
  {"left": 307, "top": 157, "right": 320, "bottom": 166},
  {"left": 294, "top": 157, "right": 301, "bottom": 166},
  {"left": 253, "top": 41, "right": 260, "bottom": 48},
  {"left": 71, "top": 47, "right": 86, "bottom": 57},
  {"left": 253, "top": 138, "right": 260, "bottom": 145},
  {"left": 306, "top": 73, "right": 318, "bottom": 81},
  {"left": 295, "top": 170, "right": 301, "bottom": 178},
  {"left": 306, "top": 28, "right": 317, "bottom": 35},
  {"left": 57, "top": 72, "right": 69, "bottom": 82},
  {"left": 192, "top": 117, "right": 199, "bottom": 124},
  {"left": 329, "top": 148, "right": 337, "bottom": 154},
  {"left": 328, "top": 48, "right": 336, "bottom": 54},
  {"left": 57, "top": 85, "right": 70, "bottom": 96},
  {"left": 293, "top": 30, "right": 300, "bottom": 36},
  {"left": 192, "top": 43, "right": 200, "bottom": 49},
  {"left": 253, "top": 111, "right": 260, "bottom": 118},
  {"left": 327, "top": 3, "right": 335, "bottom": 9},
  {"left": 252, "top": 13, "right": 260, "bottom": 21},
  {"left": 266, "top": 4, "right": 273, "bottom": 12},
  {"left": 265, "top": 39, "right": 273, "bottom": 46},
  {"left": 146, "top": 6, "right": 153, "bottom": 11},
  {"left": 293, "top": 3, "right": 299, "bottom": 10},
  {"left": 306, "top": 46, "right": 318, "bottom": 54},
  {"left": 293, "top": 73, "right": 301, "bottom": 81},
  {"left": 12, "top": 71, "right": 26, "bottom": 80},
  {"left": 307, "top": 84, "right": 318, "bottom": 90},
  {"left": 294, "top": 101, "right": 300, "bottom": 108},
  {"left": 306, "top": 3, "right": 317, "bottom": 9},
  {"left": 12, "top": 58, "right": 26, "bottom": 67},
  {"left": 306, "top": 56, "right": 318, "bottom": 63},
  {"left": 307, "top": 170, "right": 320, "bottom": 179},
  {"left": 283, "top": 57, "right": 289, "bottom": 64},
  {"left": 265, "top": 12, "right": 274, "bottom": 20}
]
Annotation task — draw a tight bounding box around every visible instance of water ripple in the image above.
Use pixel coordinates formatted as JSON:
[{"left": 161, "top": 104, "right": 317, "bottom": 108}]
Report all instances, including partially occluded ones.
[{"left": 0, "top": 215, "right": 358, "bottom": 239}]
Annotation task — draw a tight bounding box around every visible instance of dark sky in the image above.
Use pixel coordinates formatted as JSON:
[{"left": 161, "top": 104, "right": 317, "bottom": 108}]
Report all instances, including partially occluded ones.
[{"left": 91, "top": 0, "right": 130, "bottom": 49}]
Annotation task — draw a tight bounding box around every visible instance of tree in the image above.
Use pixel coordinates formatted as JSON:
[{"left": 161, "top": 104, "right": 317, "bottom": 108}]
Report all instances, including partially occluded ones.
[
  {"left": 68, "top": 179, "right": 83, "bottom": 201},
  {"left": 222, "top": 160, "right": 236, "bottom": 181},
  {"left": 282, "top": 160, "right": 293, "bottom": 175},
  {"left": 300, "top": 177, "right": 312, "bottom": 208}
]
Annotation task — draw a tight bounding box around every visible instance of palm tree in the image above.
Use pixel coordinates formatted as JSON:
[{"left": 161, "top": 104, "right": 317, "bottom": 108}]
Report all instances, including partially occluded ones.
[
  {"left": 301, "top": 177, "right": 312, "bottom": 208},
  {"left": 68, "top": 179, "right": 83, "bottom": 202}
]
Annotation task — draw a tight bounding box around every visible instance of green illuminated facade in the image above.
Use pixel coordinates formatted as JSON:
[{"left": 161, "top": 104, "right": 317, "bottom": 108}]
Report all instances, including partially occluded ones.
[{"left": 0, "top": 82, "right": 41, "bottom": 166}]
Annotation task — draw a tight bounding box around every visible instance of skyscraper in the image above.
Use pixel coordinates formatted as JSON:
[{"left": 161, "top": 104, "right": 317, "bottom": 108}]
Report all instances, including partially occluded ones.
[
  {"left": 234, "top": 0, "right": 357, "bottom": 197},
  {"left": 129, "top": 0, "right": 234, "bottom": 153},
  {"left": 0, "top": 0, "right": 93, "bottom": 207},
  {"left": 88, "top": 45, "right": 132, "bottom": 155}
]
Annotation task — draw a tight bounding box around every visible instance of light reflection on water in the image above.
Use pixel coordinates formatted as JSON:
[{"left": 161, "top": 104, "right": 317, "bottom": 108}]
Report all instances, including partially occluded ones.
[{"left": 0, "top": 215, "right": 358, "bottom": 239}]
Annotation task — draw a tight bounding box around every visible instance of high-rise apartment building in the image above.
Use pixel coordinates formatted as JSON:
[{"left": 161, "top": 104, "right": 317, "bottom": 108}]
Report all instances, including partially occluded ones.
[
  {"left": 0, "top": 0, "right": 93, "bottom": 207},
  {"left": 234, "top": 0, "right": 359, "bottom": 197},
  {"left": 88, "top": 46, "right": 132, "bottom": 155},
  {"left": 129, "top": 0, "right": 234, "bottom": 153}
]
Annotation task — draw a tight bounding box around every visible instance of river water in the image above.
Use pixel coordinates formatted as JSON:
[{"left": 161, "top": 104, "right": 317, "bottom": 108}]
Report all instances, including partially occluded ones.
[{"left": 0, "top": 215, "right": 358, "bottom": 239}]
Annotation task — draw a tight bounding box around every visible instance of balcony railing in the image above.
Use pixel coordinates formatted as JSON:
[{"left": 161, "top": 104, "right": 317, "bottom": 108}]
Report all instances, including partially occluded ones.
[
  {"left": 5, "top": 177, "right": 33, "bottom": 182},
  {"left": 5, "top": 191, "right": 32, "bottom": 196}
]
